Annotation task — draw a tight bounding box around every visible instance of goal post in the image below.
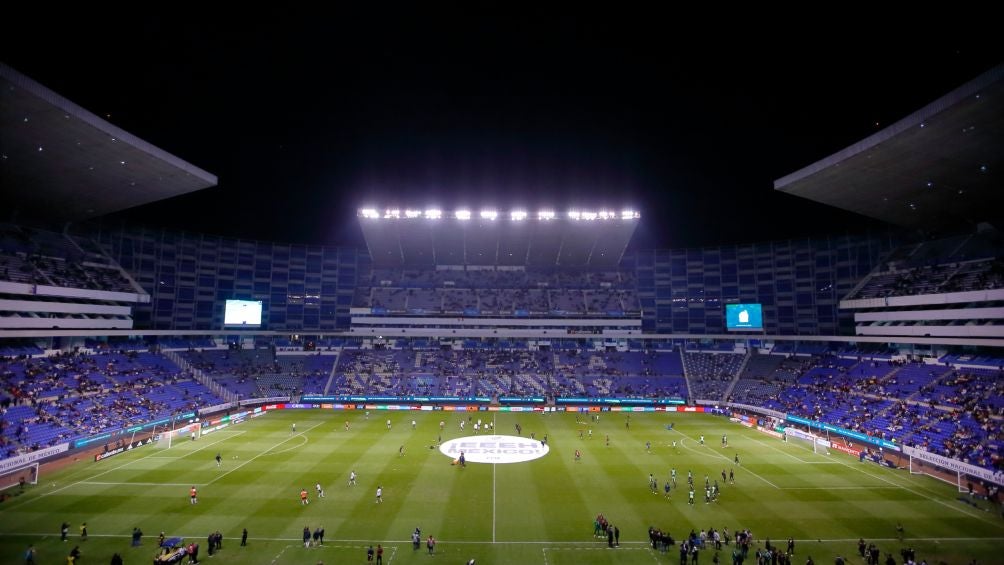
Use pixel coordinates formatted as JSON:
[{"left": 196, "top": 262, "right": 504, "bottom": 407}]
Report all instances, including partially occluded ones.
[
  {"left": 0, "top": 462, "right": 39, "bottom": 491},
  {"left": 903, "top": 445, "right": 1002, "bottom": 495},
  {"left": 155, "top": 421, "right": 202, "bottom": 449},
  {"left": 783, "top": 425, "right": 823, "bottom": 454}
]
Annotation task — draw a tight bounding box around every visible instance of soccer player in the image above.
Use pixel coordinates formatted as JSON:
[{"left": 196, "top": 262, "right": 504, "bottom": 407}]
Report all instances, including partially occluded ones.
[
  {"left": 699, "top": 435, "right": 705, "bottom": 445},
  {"left": 190, "top": 486, "right": 198, "bottom": 505},
  {"left": 300, "top": 488, "right": 309, "bottom": 505},
  {"left": 688, "top": 488, "right": 695, "bottom": 506},
  {"left": 349, "top": 470, "right": 357, "bottom": 486},
  {"left": 606, "top": 435, "right": 610, "bottom": 447},
  {"left": 291, "top": 423, "right": 296, "bottom": 435},
  {"left": 386, "top": 419, "right": 392, "bottom": 430},
  {"left": 215, "top": 453, "right": 222, "bottom": 467},
  {"left": 588, "top": 429, "right": 592, "bottom": 439},
  {"left": 80, "top": 522, "right": 87, "bottom": 540},
  {"left": 735, "top": 453, "right": 740, "bottom": 465},
  {"left": 412, "top": 419, "right": 417, "bottom": 429},
  {"left": 649, "top": 474, "right": 657, "bottom": 493},
  {"left": 439, "top": 420, "right": 445, "bottom": 431},
  {"left": 646, "top": 441, "right": 651, "bottom": 453},
  {"left": 722, "top": 469, "right": 727, "bottom": 483},
  {"left": 729, "top": 468, "right": 735, "bottom": 484},
  {"left": 664, "top": 480, "right": 671, "bottom": 499},
  {"left": 315, "top": 482, "right": 325, "bottom": 498},
  {"left": 671, "top": 468, "right": 677, "bottom": 487},
  {"left": 574, "top": 449, "right": 581, "bottom": 462},
  {"left": 705, "top": 486, "right": 711, "bottom": 504},
  {"left": 345, "top": 420, "right": 350, "bottom": 431},
  {"left": 722, "top": 434, "right": 728, "bottom": 447},
  {"left": 375, "top": 486, "right": 383, "bottom": 503}
]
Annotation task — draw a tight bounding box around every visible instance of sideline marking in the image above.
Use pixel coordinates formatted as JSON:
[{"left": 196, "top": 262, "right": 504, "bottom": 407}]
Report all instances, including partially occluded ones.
[
  {"left": 204, "top": 420, "right": 325, "bottom": 486},
  {"left": 1, "top": 431, "right": 244, "bottom": 511},
  {"left": 674, "top": 432, "right": 779, "bottom": 489}
]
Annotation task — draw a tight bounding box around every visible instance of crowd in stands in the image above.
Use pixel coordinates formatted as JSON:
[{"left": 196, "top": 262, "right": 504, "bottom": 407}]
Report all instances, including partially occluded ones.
[
  {"left": 328, "top": 348, "right": 686, "bottom": 400},
  {"left": 2, "top": 339, "right": 1002, "bottom": 472},
  {"left": 715, "top": 353, "right": 1004, "bottom": 472},
  {"left": 178, "top": 349, "right": 333, "bottom": 399},
  {"left": 0, "top": 224, "right": 135, "bottom": 292},
  {"left": 352, "top": 268, "right": 640, "bottom": 315},
  {"left": 0, "top": 351, "right": 221, "bottom": 458},
  {"left": 849, "top": 231, "right": 1003, "bottom": 300}
]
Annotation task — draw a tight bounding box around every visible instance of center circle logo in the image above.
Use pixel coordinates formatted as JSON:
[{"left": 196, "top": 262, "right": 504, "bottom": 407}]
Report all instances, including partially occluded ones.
[{"left": 440, "top": 434, "right": 549, "bottom": 464}]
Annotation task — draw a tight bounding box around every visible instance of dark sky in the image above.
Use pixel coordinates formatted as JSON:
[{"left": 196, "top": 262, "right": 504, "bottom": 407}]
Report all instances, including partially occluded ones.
[{"left": 3, "top": 14, "right": 1001, "bottom": 249}]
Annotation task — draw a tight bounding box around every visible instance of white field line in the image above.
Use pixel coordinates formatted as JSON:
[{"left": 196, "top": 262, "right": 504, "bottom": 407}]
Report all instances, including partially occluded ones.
[
  {"left": 1, "top": 431, "right": 245, "bottom": 511},
  {"left": 784, "top": 433, "right": 1002, "bottom": 525},
  {"left": 265, "top": 434, "right": 308, "bottom": 457},
  {"left": 673, "top": 431, "right": 780, "bottom": 489},
  {"left": 203, "top": 420, "right": 325, "bottom": 486},
  {"left": 746, "top": 436, "right": 835, "bottom": 464},
  {"left": 1, "top": 532, "right": 1002, "bottom": 544},
  {"left": 543, "top": 546, "right": 660, "bottom": 565}
]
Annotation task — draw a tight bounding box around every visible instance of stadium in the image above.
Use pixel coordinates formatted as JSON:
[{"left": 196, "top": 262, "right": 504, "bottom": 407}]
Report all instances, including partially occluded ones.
[{"left": 2, "top": 40, "right": 1004, "bottom": 565}]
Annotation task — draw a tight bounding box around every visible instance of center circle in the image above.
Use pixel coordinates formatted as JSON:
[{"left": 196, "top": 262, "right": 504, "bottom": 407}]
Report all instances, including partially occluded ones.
[{"left": 439, "top": 434, "right": 550, "bottom": 464}]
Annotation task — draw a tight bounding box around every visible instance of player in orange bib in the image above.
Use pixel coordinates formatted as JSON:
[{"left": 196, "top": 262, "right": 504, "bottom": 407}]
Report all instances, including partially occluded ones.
[{"left": 300, "top": 488, "right": 309, "bottom": 505}]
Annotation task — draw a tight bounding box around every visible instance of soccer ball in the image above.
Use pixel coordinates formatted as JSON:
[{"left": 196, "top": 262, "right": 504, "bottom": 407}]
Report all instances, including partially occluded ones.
[{"left": 233, "top": 455, "right": 238, "bottom": 459}]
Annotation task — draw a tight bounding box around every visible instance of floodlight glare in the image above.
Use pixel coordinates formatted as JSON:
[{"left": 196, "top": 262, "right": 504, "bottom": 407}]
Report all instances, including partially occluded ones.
[
  {"left": 384, "top": 209, "right": 401, "bottom": 219},
  {"left": 480, "top": 210, "right": 498, "bottom": 220},
  {"left": 405, "top": 209, "right": 422, "bottom": 219},
  {"left": 568, "top": 211, "right": 581, "bottom": 220},
  {"left": 582, "top": 212, "right": 598, "bottom": 221},
  {"left": 424, "top": 209, "right": 442, "bottom": 219},
  {"left": 456, "top": 210, "right": 472, "bottom": 220},
  {"left": 510, "top": 211, "right": 527, "bottom": 221},
  {"left": 538, "top": 210, "right": 555, "bottom": 220},
  {"left": 360, "top": 208, "right": 379, "bottom": 219},
  {"left": 598, "top": 211, "right": 610, "bottom": 220}
]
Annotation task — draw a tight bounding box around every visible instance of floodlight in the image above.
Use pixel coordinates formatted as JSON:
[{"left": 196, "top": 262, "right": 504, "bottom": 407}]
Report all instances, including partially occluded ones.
[
  {"left": 582, "top": 211, "right": 598, "bottom": 221},
  {"left": 480, "top": 210, "right": 498, "bottom": 220},
  {"left": 384, "top": 209, "right": 400, "bottom": 219},
  {"left": 405, "top": 209, "right": 422, "bottom": 219},
  {"left": 538, "top": 210, "right": 555, "bottom": 220},
  {"left": 568, "top": 211, "right": 581, "bottom": 220},
  {"left": 424, "top": 209, "right": 442, "bottom": 219},
  {"left": 510, "top": 211, "right": 527, "bottom": 221},
  {"left": 456, "top": 210, "right": 472, "bottom": 220},
  {"left": 360, "top": 208, "right": 379, "bottom": 219}
]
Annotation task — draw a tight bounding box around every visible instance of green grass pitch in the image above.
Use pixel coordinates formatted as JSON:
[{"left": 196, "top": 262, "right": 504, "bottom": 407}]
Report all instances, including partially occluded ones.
[{"left": 1, "top": 410, "right": 1001, "bottom": 564}]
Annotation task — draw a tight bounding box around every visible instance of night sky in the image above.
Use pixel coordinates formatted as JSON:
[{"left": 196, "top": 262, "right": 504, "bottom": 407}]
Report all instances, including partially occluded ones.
[{"left": 3, "top": 15, "right": 1001, "bottom": 249}]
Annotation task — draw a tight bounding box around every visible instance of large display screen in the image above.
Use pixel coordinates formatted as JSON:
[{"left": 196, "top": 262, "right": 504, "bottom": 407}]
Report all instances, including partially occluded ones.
[
  {"left": 725, "top": 303, "right": 763, "bottom": 331},
  {"left": 224, "top": 299, "right": 263, "bottom": 327}
]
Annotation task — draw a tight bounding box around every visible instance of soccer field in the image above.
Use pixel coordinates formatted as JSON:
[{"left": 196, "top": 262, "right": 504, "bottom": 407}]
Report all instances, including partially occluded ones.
[{"left": 1, "top": 410, "right": 1001, "bottom": 564}]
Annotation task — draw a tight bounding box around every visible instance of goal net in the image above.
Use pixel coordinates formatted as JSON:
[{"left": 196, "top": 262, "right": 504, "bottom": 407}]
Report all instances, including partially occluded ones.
[
  {"left": 908, "top": 454, "right": 970, "bottom": 493},
  {"left": 783, "top": 425, "right": 829, "bottom": 455},
  {"left": 154, "top": 422, "right": 201, "bottom": 450},
  {"left": 0, "top": 462, "right": 39, "bottom": 491},
  {"left": 902, "top": 445, "right": 1003, "bottom": 495}
]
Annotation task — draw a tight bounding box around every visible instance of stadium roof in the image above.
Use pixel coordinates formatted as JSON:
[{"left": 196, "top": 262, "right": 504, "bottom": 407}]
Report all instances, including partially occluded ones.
[
  {"left": 0, "top": 63, "right": 217, "bottom": 224},
  {"left": 358, "top": 208, "right": 640, "bottom": 268},
  {"left": 774, "top": 64, "right": 1004, "bottom": 231}
]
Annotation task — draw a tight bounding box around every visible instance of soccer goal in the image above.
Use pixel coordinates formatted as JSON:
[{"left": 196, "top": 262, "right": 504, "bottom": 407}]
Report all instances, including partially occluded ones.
[
  {"left": 0, "top": 462, "right": 39, "bottom": 491},
  {"left": 154, "top": 422, "right": 201, "bottom": 450},
  {"left": 908, "top": 454, "right": 969, "bottom": 492},
  {"left": 783, "top": 426, "right": 829, "bottom": 455}
]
